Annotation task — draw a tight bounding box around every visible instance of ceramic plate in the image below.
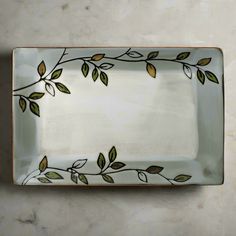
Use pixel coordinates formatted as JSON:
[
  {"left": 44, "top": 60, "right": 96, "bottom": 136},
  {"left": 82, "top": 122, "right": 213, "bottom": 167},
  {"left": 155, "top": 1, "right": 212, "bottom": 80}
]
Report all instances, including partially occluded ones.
[{"left": 12, "top": 47, "right": 224, "bottom": 186}]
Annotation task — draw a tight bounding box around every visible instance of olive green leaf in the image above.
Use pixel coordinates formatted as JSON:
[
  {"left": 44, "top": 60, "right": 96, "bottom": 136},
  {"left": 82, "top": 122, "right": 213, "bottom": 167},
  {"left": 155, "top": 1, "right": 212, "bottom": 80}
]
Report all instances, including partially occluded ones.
[
  {"left": 183, "top": 64, "right": 192, "bottom": 79},
  {"left": 37, "top": 177, "right": 52, "bottom": 183},
  {"left": 91, "top": 54, "right": 105, "bottom": 61},
  {"left": 45, "top": 82, "right": 55, "bottom": 96},
  {"left": 100, "top": 71, "right": 108, "bottom": 86},
  {"left": 72, "top": 159, "right": 87, "bottom": 169},
  {"left": 71, "top": 173, "right": 78, "bottom": 184},
  {"left": 45, "top": 171, "right": 63, "bottom": 179},
  {"left": 146, "top": 166, "right": 164, "bottom": 174},
  {"left": 147, "top": 51, "right": 159, "bottom": 59},
  {"left": 205, "top": 71, "right": 219, "bottom": 84},
  {"left": 97, "top": 153, "right": 106, "bottom": 169},
  {"left": 29, "top": 92, "right": 45, "bottom": 100},
  {"left": 197, "top": 58, "right": 211, "bottom": 66},
  {"left": 174, "top": 174, "right": 191, "bottom": 182},
  {"left": 99, "top": 63, "right": 114, "bottom": 70},
  {"left": 108, "top": 146, "right": 117, "bottom": 163},
  {"left": 82, "top": 62, "right": 89, "bottom": 77},
  {"left": 55, "top": 82, "right": 71, "bottom": 94},
  {"left": 176, "top": 52, "right": 190, "bottom": 60},
  {"left": 146, "top": 63, "right": 156, "bottom": 78},
  {"left": 30, "top": 101, "right": 40, "bottom": 117},
  {"left": 19, "top": 97, "right": 26, "bottom": 112},
  {"left": 197, "top": 69, "right": 205, "bottom": 84},
  {"left": 102, "top": 174, "right": 114, "bottom": 183},
  {"left": 137, "top": 171, "right": 148, "bottom": 183},
  {"left": 39, "top": 156, "right": 48, "bottom": 172},
  {"left": 92, "top": 68, "right": 99, "bottom": 81},
  {"left": 37, "top": 61, "right": 46, "bottom": 77},
  {"left": 111, "top": 162, "right": 126, "bottom": 170},
  {"left": 78, "top": 174, "right": 88, "bottom": 185},
  {"left": 127, "top": 51, "right": 143, "bottom": 58},
  {"left": 51, "top": 68, "right": 63, "bottom": 80}
]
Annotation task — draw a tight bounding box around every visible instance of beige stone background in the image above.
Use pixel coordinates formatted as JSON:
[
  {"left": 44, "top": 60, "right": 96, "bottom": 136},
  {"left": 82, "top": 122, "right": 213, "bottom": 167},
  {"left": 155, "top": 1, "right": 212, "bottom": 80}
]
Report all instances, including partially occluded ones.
[{"left": 0, "top": 0, "right": 235, "bottom": 235}]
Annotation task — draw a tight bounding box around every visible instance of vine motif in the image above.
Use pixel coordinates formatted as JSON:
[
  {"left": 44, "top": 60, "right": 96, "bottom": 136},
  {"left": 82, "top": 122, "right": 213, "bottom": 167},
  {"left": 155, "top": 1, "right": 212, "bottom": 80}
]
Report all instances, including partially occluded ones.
[
  {"left": 22, "top": 146, "right": 191, "bottom": 185},
  {"left": 13, "top": 48, "right": 219, "bottom": 117}
]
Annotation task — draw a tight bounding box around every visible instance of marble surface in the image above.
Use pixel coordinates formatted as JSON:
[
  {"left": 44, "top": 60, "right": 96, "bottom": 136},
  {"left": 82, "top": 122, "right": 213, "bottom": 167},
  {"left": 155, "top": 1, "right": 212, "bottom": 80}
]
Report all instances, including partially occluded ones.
[{"left": 0, "top": 0, "right": 235, "bottom": 235}]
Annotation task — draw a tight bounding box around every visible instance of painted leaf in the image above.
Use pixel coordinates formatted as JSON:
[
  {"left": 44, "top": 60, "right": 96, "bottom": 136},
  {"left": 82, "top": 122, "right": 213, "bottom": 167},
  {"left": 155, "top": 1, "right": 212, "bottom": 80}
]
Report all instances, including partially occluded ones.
[
  {"left": 45, "top": 82, "right": 55, "bottom": 96},
  {"left": 37, "top": 177, "right": 51, "bottom": 183},
  {"left": 137, "top": 171, "right": 148, "bottom": 183},
  {"left": 71, "top": 173, "right": 78, "bottom": 184},
  {"left": 19, "top": 97, "right": 26, "bottom": 112},
  {"left": 197, "top": 69, "right": 205, "bottom": 84},
  {"left": 146, "top": 165, "right": 163, "bottom": 174},
  {"left": 147, "top": 51, "right": 159, "bottom": 59},
  {"left": 30, "top": 101, "right": 40, "bottom": 117},
  {"left": 45, "top": 171, "right": 63, "bottom": 179},
  {"left": 29, "top": 92, "right": 45, "bottom": 100},
  {"left": 205, "top": 71, "right": 219, "bottom": 84},
  {"left": 82, "top": 62, "right": 89, "bottom": 77},
  {"left": 78, "top": 174, "right": 88, "bottom": 185},
  {"left": 99, "top": 63, "right": 114, "bottom": 70},
  {"left": 51, "top": 68, "right": 63, "bottom": 80},
  {"left": 146, "top": 63, "right": 156, "bottom": 78},
  {"left": 197, "top": 58, "right": 211, "bottom": 66},
  {"left": 174, "top": 174, "right": 191, "bottom": 182},
  {"left": 108, "top": 146, "right": 117, "bottom": 162},
  {"left": 92, "top": 68, "right": 99, "bottom": 81},
  {"left": 127, "top": 51, "right": 143, "bottom": 58},
  {"left": 91, "top": 54, "right": 105, "bottom": 61},
  {"left": 55, "top": 82, "right": 71, "bottom": 94},
  {"left": 183, "top": 64, "right": 192, "bottom": 79},
  {"left": 97, "top": 153, "right": 106, "bottom": 169},
  {"left": 176, "top": 52, "right": 190, "bottom": 60},
  {"left": 102, "top": 174, "right": 114, "bottom": 183},
  {"left": 37, "top": 61, "right": 46, "bottom": 77},
  {"left": 39, "top": 156, "right": 48, "bottom": 172},
  {"left": 72, "top": 159, "right": 87, "bottom": 169},
  {"left": 111, "top": 162, "right": 126, "bottom": 170},
  {"left": 100, "top": 71, "right": 108, "bottom": 86}
]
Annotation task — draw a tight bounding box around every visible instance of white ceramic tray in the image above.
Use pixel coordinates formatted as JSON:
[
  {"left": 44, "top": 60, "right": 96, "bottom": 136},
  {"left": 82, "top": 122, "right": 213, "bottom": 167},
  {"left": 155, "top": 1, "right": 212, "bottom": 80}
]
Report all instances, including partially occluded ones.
[{"left": 12, "top": 47, "right": 224, "bottom": 186}]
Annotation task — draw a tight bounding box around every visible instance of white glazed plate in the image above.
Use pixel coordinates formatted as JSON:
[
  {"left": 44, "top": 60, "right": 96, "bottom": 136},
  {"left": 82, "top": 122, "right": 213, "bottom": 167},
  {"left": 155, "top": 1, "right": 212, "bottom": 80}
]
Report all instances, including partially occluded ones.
[{"left": 12, "top": 47, "right": 224, "bottom": 186}]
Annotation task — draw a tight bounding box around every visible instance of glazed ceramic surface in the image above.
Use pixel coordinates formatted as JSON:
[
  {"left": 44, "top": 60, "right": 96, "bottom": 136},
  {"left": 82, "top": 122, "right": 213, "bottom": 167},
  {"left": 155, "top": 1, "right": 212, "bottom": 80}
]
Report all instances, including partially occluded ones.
[{"left": 12, "top": 47, "right": 224, "bottom": 185}]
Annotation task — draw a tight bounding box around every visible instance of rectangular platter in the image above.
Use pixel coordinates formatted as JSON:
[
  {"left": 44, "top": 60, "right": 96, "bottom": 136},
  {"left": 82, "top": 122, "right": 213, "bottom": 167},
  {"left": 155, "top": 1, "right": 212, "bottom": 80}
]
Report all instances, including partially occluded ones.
[{"left": 12, "top": 47, "right": 224, "bottom": 186}]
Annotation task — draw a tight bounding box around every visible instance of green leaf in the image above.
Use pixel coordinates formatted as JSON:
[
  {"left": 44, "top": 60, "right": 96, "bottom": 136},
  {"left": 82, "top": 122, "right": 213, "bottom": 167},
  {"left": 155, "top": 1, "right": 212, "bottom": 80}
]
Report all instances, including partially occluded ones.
[
  {"left": 147, "top": 51, "right": 159, "bottom": 59},
  {"left": 102, "top": 174, "right": 114, "bottom": 183},
  {"left": 37, "top": 60, "right": 46, "bottom": 77},
  {"left": 78, "top": 174, "right": 88, "bottom": 185},
  {"left": 30, "top": 101, "right": 40, "bottom": 117},
  {"left": 29, "top": 92, "right": 45, "bottom": 100},
  {"left": 111, "top": 162, "right": 126, "bottom": 170},
  {"left": 146, "top": 63, "right": 156, "bottom": 78},
  {"left": 82, "top": 62, "right": 89, "bottom": 77},
  {"left": 92, "top": 68, "right": 99, "bottom": 81},
  {"left": 37, "top": 177, "right": 51, "bottom": 183},
  {"left": 91, "top": 54, "right": 105, "bottom": 61},
  {"left": 45, "top": 82, "right": 55, "bottom": 96},
  {"left": 100, "top": 71, "right": 108, "bottom": 86},
  {"left": 197, "top": 69, "right": 205, "bottom": 84},
  {"left": 97, "top": 153, "right": 106, "bottom": 169},
  {"left": 99, "top": 63, "right": 114, "bottom": 70},
  {"left": 39, "top": 156, "right": 48, "bottom": 172},
  {"left": 127, "top": 51, "right": 143, "bottom": 58},
  {"left": 146, "top": 166, "right": 163, "bottom": 174},
  {"left": 71, "top": 173, "right": 78, "bottom": 184},
  {"left": 137, "top": 171, "right": 148, "bottom": 183},
  {"left": 45, "top": 171, "right": 63, "bottom": 179},
  {"left": 108, "top": 146, "right": 117, "bottom": 162},
  {"left": 205, "top": 71, "right": 219, "bottom": 84},
  {"left": 174, "top": 174, "right": 191, "bottom": 182},
  {"left": 183, "top": 64, "right": 192, "bottom": 79},
  {"left": 19, "top": 97, "right": 26, "bottom": 112},
  {"left": 197, "top": 58, "right": 211, "bottom": 66},
  {"left": 55, "top": 82, "right": 71, "bottom": 94},
  {"left": 176, "top": 52, "right": 190, "bottom": 60},
  {"left": 51, "top": 68, "right": 63, "bottom": 80}
]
